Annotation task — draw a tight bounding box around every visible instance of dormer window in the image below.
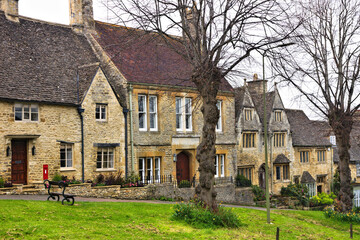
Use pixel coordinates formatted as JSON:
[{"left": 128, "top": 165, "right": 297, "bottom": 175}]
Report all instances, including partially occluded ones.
[
  {"left": 244, "top": 108, "right": 253, "bottom": 121},
  {"left": 274, "top": 110, "right": 282, "bottom": 122}
]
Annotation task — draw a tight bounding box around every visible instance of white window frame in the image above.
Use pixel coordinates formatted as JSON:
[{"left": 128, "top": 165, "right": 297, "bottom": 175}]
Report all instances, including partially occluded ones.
[
  {"left": 139, "top": 158, "right": 145, "bottom": 183},
  {"left": 220, "top": 154, "right": 225, "bottom": 177},
  {"left": 96, "top": 148, "right": 114, "bottom": 170},
  {"left": 14, "top": 103, "right": 39, "bottom": 122},
  {"left": 176, "top": 97, "right": 192, "bottom": 132},
  {"left": 330, "top": 135, "right": 336, "bottom": 146},
  {"left": 60, "top": 143, "right": 73, "bottom": 169},
  {"left": 215, "top": 155, "right": 219, "bottom": 178},
  {"left": 306, "top": 183, "right": 316, "bottom": 197},
  {"left": 146, "top": 157, "right": 153, "bottom": 183},
  {"left": 138, "top": 95, "right": 147, "bottom": 131},
  {"left": 357, "top": 162, "right": 360, "bottom": 177},
  {"left": 216, "top": 100, "right": 222, "bottom": 132},
  {"left": 149, "top": 95, "right": 158, "bottom": 131},
  {"left": 155, "top": 157, "right": 161, "bottom": 183},
  {"left": 95, "top": 104, "right": 107, "bottom": 121}
]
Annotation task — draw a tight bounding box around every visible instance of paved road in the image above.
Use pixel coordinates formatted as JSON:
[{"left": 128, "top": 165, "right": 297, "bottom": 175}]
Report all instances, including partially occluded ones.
[{"left": 0, "top": 194, "right": 276, "bottom": 211}]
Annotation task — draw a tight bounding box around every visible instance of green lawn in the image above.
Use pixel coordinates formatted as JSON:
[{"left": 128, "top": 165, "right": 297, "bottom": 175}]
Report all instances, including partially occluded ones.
[{"left": 0, "top": 200, "right": 358, "bottom": 239}]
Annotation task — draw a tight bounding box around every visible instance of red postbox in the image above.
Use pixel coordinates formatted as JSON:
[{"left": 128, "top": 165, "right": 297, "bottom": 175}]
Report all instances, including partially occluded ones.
[{"left": 43, "top": 165, "right": 48, "bottom": 180}]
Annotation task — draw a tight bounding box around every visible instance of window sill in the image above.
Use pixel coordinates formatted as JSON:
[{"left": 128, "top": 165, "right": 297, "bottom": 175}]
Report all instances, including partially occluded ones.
[
  {"left": 60, "top": 168, "right": 76, "bottom": 172},
  {"left": 96, "top": 120, "right": 108, "bottom": 123},
  {"left": 96, "top": 169, "right": 117, "bottom": 172}
]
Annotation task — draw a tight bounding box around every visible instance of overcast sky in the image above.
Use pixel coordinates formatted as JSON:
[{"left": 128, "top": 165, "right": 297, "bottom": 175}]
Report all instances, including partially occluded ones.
[{"left": 17, "top": 0, "right": 318, "bottom": 119}]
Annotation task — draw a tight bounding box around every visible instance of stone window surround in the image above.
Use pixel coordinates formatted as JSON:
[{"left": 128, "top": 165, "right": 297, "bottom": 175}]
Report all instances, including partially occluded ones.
[
  {"left": 242, "top": 132, "right": 256, "bottom": 148},
  {"left": 316, "top": 150, "right": 326, "bottom": 162},
  {"left": 273, "top": 132, "right": 285, "bottom": 148},
  {"left": 216, "top": 100, "right": 222, "bottom": 132},
  {"left": 274, "top": 164, "right": 290, "bottom": 182},
  {"left": 274, "top": 110, "right": 282, "bottom": 122},
  {"left": 300, "top": 150, "right": 310, "bottom": 163},
  {"left": 237, "top": 167, "right": 252, "bottom": 183},
  {"left": 244, "top": 108, "right": 253, "bottom": 121},
  {"left": 14, "top": 103, "right": 39, "bottom": 122}
]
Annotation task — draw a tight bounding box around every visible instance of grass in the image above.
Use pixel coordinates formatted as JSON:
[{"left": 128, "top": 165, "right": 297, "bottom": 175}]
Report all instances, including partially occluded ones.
[{"left": 0, "top": 200, "right": 359, "bottom": 239}]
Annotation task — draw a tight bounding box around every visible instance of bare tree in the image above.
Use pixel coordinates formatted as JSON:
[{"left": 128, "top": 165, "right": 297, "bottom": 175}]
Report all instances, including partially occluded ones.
[
  {"left": 273, "top": 0, "right": 360, "bottom": 212},
  {"left": 105, "top": 0, "right": 293, "bottom": 210}
]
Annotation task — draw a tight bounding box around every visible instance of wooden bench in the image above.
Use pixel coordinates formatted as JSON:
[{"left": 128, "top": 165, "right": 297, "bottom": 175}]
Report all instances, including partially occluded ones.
[{"left": 43, "top": 180, "right": 75, "bottom": 205}]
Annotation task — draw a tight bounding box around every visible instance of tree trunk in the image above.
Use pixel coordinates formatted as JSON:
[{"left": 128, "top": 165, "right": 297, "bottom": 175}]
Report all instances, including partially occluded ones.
[
  {"left": 329, "top": 111, "right": 353, "bottom": 212},
  {"left": 192, "top": 65, "right": 221, "bottom": 211}
]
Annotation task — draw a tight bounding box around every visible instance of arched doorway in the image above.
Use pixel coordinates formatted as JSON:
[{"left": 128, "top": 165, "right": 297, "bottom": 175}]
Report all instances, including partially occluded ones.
[
  {"left": 259, "top": 164, "right": 266, "bottom": 189},
  {"left": 176, "top": 152, "right": 190, "bottom": 183}
]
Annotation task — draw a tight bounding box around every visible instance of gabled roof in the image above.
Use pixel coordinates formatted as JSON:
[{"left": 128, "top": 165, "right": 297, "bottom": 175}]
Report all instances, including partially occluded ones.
[
  {"left": 93, "top": 21, "right": 233, "bottom": 91},
  {"left": 0, "top": 12, "right": 99, "bottom": 105},
  {"left": 249, "top": 91, "right": 276, "bottom": 124},
  {"left": 273, "top": 154, "right": 290, "bottom": 164},
  {"left": 301, "top": 171, "right": 316, "bottom": 183},
  {"left": 285, "top": 109, "right": 331, "bottom": 147}
]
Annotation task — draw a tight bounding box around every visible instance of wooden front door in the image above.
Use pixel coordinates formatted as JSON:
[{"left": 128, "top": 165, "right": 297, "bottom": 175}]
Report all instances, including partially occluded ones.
[
  {"left": 176, "top": 152, "right": 190, "bottom": 183},
  {"left": 11, "top": 140, "right": 27, "bottom": 184}
]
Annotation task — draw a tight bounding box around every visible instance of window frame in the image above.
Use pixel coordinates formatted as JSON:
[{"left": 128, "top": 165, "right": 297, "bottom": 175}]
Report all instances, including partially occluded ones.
[
  {"left": 60, "top": 143, "right": 73, "bottom": 169},
  {"left": 357, "top": 162, "right": 360, "bottom": 177},
  {"left": 244, "top": 108, "right": 253, "bottom": 121},
  {"left": 215, "top": 154, "right": 225, "bottom": 178},
  {"left": 95, "top": 103, "right": 107, "bottom": 121},
  {"left": 96, "top": 148, "right": 114, "bottom": 170},
  {"left": 317, "top": 150, "right": 326, "bottom": 162},
  {"left": 274, "top": 110, "right": 282, "bottom": 122},
  {"left": 176, "top": 97, "right": 192, "bottom": 132},
  {"left": 273, "top": 132, "right": 285, "bottom": 147},
  {"left": 138, "top": 95, "right": 147, "bottom": 131},
  {"left": 139, "top": 158, "right": 145, "bottom": 182},
  {"left": 149, "top": 95, "right": 158, "bottom": 131},
  {"left": 138, "top": 157, "right": 162, "bottom": 183},
  {"left": 237, "top": 167, "right": 252, "bottom": 183},
  {"left": 14, "top": 103, "right": 39, "bottom": 122},
  {"left": 300, "top": 151, "right": 310, "bottom": 163},
  {"left": 216, "top": 100, "right": 222, "bottom": 132},
  {"left": 242, "top": 132, "right": 256, "bottom": 148}
]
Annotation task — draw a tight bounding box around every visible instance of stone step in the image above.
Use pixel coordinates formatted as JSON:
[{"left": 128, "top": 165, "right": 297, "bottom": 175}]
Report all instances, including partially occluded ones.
[{"left": 22, "top": 185, "right": 36, "bottom": 189}]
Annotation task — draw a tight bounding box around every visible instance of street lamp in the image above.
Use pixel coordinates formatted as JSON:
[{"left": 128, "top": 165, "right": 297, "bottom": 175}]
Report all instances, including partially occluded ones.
[{"left": 260, "top": 42, "right": 294, "bottom": 224}]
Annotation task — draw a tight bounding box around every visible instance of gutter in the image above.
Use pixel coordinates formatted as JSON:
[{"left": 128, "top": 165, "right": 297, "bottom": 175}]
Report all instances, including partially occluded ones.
[
  {"left": 128, "top": 84, "right": 135, "bottom": 174},
  {"left": 76, "top": 70, "right": 85, "bottom": 183},
  {"left": 123, "top": 108, "right": 129, "bottom": 179}
]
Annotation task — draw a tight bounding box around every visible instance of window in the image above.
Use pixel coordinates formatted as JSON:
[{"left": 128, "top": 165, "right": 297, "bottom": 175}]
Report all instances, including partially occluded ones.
[
  {"left": 96, "top": 148, "right": 114, "bottom": 169},
  {"left": 275, "top": 164, "right": 289, "bottom": 181},
  {"left": 274, "top": 110, "right": 282, "bottom": 122},
  {"left": 244, "top": 109, "right": 253, "bottom": 121},
  {"left": 243, "top": 133, "right": 256, "bottom": 148},
  {"left": 276, "top": 166, "right": 281, "bottom": 180},
  {"left": 306, "top": 183, "right": 316, "bottom": 197},
  {"left": 216, "top": 101, "right": 222, "bottom": 131},
  {"left": 149, "top": 96, "right": 158, "bottom": 131},
  {"left": 60, "top": 144, "right": 73, "bottom": 168},
  {"left": 95, "top": 104, "right": 107, "bottom": 121},
  {"left": 273, "top": 133, "right": 285, "bottom": 147},
  {"left": 330, "top": 135, "right": 336, "bottom": 146},
  {"left": 176, "top": 97, "right": 192, "bottom": 131},
  {"left": 14, "top": 104, "right": 39, "bottom": 122},
  {"left": 215, "top": 154, "right": 225, "bottom": 177},
  {"left": 294, "top": 176, "right": 300, "bottom": 184},
  {"left": 317, "top": 150, "right": 326, "bottom": 162},
  {"left": 237, "top": 167, "right": 252, "bottom": 183},
  {"left": 357, "top": 162, "right": 360, "bottom": 177},
  {"left": 138, "top": 157, "right": 161, "bottom": 183},
  {"left": 283, "top": 165, "right": 289, "bottom": 180},
  {"left": 138, "top": 95, "right": 147, "bottom": 131},
  {"left": 300, "top": 151, "right": 309, "bottom": 163}
]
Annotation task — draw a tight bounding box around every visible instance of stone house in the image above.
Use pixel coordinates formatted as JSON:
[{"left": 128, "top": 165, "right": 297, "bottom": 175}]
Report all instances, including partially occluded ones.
[
  {"left": 235, "top": 76, "right": 332, "bottom": 195},
  {"left": 89, "top": 17, "right": 237, "bottom": 183},
  {"left": 0, "top": 1, "right": 126, "bottom": 184}
]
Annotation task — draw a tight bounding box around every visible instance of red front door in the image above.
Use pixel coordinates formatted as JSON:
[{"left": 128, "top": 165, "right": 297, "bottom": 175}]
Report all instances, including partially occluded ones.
[
  {"left": 176, "top": 152, "right": 190, "bottom": 183},
  {"left": 11, "top": 140, "right": 27, "bottom": 184}
]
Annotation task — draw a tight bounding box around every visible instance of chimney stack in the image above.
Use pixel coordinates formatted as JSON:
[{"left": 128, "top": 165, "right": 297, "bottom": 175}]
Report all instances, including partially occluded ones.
[
  {"left": 69, "top": 0, "right": 95, "bottom": 33},
  {"left": 1, "top": 0, "right": 19, "bottom": 23},
  {"left": 247, "top": 73, "right": 268, "bottom": 95}
]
